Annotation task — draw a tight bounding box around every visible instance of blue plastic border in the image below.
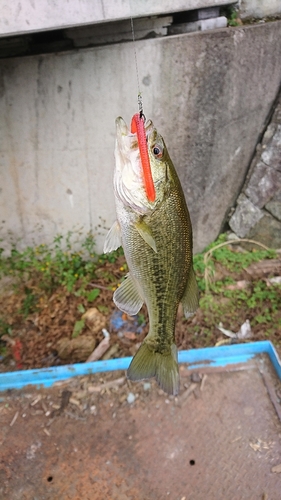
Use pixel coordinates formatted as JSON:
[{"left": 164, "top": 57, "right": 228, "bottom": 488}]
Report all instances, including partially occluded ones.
[{"left": 0, "top": 341, "right": 280, "bottom": 392}]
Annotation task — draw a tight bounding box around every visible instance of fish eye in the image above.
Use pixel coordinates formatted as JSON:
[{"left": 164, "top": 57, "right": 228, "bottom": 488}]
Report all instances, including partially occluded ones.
[{"left": 153, "top": 144, "right": 163, "bottom": 158}]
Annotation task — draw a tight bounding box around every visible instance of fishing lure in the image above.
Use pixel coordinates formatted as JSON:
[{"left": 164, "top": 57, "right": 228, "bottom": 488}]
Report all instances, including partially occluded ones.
[{"left": 131, "top": 112, "right": 156, "bottom": 203}]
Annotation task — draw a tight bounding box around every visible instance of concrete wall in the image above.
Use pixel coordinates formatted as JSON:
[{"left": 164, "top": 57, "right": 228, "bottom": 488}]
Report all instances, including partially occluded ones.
[
  {"left": 1, "top": 21, "right": 281, "bottom": 254},
  {"left": 239, "top": 0, "right": 281, "bottom": 20},
  {"left": 0, "top": 0, "right": 232, "bottom": 37}
]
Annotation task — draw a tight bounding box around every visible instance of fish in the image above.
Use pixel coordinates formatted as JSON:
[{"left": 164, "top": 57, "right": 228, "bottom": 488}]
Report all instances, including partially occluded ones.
[{"left": 104, "top": 115, "right": 199, "bottom": 395}]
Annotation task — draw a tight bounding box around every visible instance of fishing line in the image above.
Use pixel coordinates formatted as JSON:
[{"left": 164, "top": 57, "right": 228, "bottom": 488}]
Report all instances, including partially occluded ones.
[{"left": 130, "top": 14, "right": 143, "bottom": 117}]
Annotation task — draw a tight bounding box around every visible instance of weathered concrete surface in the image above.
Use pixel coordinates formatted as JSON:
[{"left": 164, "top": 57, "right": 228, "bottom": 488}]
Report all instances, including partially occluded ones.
[
  {"left": 1, "top": 21, "right": 281, "bottom": 254},
  {"left": 229, "top": 88, "right": 281, "bottom": 248},
  {"left": 0, "top": 0, "right": 233, "bottom": 37},
  {"left": 240, "top": 0, "right": 281, "bottom": 20}
]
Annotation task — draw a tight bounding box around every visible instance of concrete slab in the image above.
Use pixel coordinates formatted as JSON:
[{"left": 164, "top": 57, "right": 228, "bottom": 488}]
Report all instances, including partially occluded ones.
[{"left": 0, "top": 0, "right": 234, "bottom": 37}]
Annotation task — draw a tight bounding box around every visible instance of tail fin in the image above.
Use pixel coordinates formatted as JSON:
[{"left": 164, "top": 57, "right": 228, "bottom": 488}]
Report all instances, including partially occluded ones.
[{"left": 127, "top": 342, "right": 179, "bottom": 396}]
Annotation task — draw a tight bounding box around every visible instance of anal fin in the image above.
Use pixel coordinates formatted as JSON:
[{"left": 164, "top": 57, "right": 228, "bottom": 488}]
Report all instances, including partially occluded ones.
[{"left": 113, "top": 273, "right": 144, "bottom": 316}]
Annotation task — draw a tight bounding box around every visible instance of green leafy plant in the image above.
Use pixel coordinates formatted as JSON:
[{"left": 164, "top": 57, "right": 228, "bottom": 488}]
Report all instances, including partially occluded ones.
[
  {"left": 192, "top": 235, "right": 281, "bottom": 342},
  {"left": 20, "top": 287, "right": 38, "bottom": 317},
  {"left": 223, "top": 6, "right": 241, "bottom": 27},
  {"left": 0, "top": 319, "right": 12, "bottom": 338},
  {"left": 0, "top": 231, "right": 124, "bottom": 295},
  {"left": 86, "top": 288, "right": 100, "bottom": 302},
  {"left": 72, "top": 320, "right": 85, "bottom": 338}
]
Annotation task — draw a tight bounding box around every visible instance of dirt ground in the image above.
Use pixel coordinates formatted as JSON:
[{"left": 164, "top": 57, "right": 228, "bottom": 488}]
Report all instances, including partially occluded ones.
[{"left": 1, "top": 355, "right": 281, "bottom": 499}]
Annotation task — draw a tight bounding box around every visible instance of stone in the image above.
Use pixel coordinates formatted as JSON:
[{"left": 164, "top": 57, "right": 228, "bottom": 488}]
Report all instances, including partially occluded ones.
[
  {"left": 245, "top": 162, "right": 281, "bottom": 208},
  {"left": 265, "top": 200, "right": 281, "bottom": 222},
  {"left": 247, "top": 212, "right": 281, "bottom": 249},
  {"left": 82, "top": 308, "right": 107, "bottom": 335},
  {"left": 228, "top": 194, "right": 263, "bottom": 238},
  {"left": 127, "top": 392, "right": 136, "bottom": 404},
  {"left": 143, "top": 382, "right": 151, "bottom": 391},
  {"left": 56, "top": 336, "right": 97, "bottom": 362},
  {"left": 261, "top": 125, "right": 281, "bottom": 172},
  {"left": 272, "top": 191, "right": 281, "bottom": 202}
]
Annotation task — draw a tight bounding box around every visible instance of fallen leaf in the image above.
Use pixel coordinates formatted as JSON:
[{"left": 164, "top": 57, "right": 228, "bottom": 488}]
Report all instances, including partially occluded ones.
[
  {"left": 123, "top": 331, "right": 137, "bottom": 340},
  {"left": 249, "top": 439, "right": 271, "bottom": 452}
]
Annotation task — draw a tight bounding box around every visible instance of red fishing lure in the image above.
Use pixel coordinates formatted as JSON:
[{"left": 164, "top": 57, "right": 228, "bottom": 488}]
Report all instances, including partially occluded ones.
[{"left": 131, "top": 113, "right": 156, "bottom": 202}]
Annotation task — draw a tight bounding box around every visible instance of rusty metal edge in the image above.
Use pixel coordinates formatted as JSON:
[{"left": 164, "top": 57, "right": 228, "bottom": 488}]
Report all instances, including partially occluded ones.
[{"left": 0, "top": 340, "right": 280, "bottom": 392}]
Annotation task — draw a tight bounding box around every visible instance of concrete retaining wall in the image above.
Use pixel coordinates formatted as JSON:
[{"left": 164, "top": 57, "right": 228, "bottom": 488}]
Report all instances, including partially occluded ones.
[
  {"left": 1, "top": 21, "right": 281, "bottom": 254},
  {"left": 239, "top": 0, "right": 281, "bottom": 20}
]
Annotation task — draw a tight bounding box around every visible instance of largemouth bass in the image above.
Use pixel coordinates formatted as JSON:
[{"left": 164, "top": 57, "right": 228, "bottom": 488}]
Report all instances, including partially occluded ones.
[{"left": 104, "top": 116, "right": 199, "bottom": 395}]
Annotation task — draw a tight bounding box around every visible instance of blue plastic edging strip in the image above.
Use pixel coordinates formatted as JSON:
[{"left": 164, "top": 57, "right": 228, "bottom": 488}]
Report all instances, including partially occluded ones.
[{"left": 0, "top": 340, "right": 280, "bottom": 392}]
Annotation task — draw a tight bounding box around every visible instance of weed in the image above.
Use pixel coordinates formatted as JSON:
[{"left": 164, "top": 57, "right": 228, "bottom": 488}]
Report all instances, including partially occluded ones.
[
  {"left": 222, "top": 6, "right": 241, "bottom": 27},
  {"left": 72, "top": 320, "right": 85, "bottom": 338},
  {"left": 137, "top": 313, "right": 146, "bottom": 326},
  {"left": 86, "top": 289, "right": 100, "bottom": 302},
  {"left": 193, "top": 235, "right": 281, "bottom": 338},
  {"left": 0, "top": 231, "right": 122, "bottom": 296},
  {"left": 0, "top": 319, "right": 12, "bottom": 337},
  {"left": 0, "top": 319, "right": 12, "bottom": 357},
  {"left": 20, "top": 287, "right": 38, "bottom": 318}
]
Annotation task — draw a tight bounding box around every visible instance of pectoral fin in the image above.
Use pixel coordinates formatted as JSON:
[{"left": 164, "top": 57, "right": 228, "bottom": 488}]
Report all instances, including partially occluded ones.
[
  {"left": 103, "top": 220, "right": 121, "bottom": 254},
  {"left": 113, "top": 273, "right": 144, "bottom": 315},
  {"left": 181, "top": 267, "right": 199, "bottom": 318},
  {"left": 135, "top": 220, "right": 157, "bottom": 253}
]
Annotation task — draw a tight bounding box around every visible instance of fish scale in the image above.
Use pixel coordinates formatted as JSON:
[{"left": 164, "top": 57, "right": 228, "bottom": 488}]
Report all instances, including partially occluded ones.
[{"left": 104, "top": 116, "right": 199, "bottom": 395}]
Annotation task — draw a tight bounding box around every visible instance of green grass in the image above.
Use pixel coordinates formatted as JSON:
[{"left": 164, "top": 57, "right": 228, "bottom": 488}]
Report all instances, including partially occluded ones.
[
  {"left": 0, "top": 231, "right": 122, "bottom": 295},
  {"left": 192, "top": 234, "right": 281, "bottom": 343}
]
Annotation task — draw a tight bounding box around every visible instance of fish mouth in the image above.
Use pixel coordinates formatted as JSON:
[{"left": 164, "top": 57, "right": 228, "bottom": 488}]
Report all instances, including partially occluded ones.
[
  {"left": 115, "top": 116, "right": 154, "bottom": 141},
  {"left": 114, "top": 116, "right": 156, "bottom": 213}
]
